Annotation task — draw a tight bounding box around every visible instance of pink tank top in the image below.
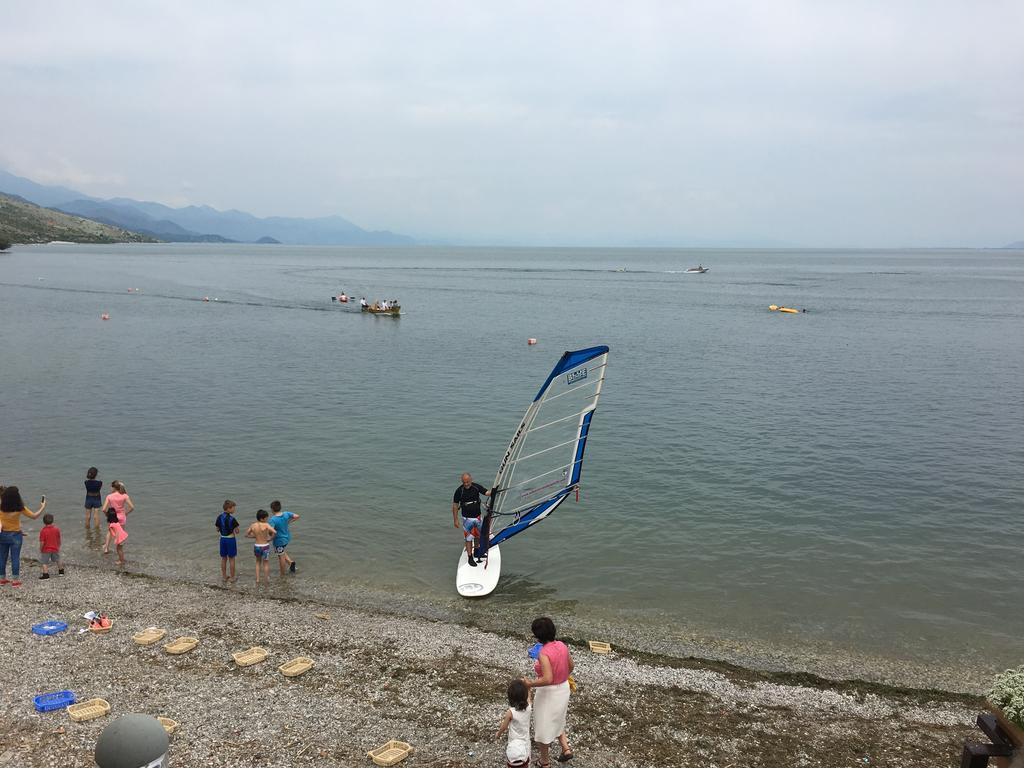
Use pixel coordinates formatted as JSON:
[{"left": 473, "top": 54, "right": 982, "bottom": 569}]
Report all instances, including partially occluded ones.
[
  {"left": 106, "top": 492, "right": 128, "bottom": 524},
  {"left": 533, "top": 641, "right": 570, "bottom": 685}
]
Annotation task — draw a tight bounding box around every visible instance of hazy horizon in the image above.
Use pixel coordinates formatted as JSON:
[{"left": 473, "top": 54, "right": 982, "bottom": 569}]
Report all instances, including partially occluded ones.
[{"left": 2, "top": 2, "right": 1022, "bottom": 248}]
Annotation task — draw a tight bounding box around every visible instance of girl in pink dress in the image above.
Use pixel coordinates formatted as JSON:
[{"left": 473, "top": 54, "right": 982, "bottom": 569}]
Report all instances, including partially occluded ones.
[
  {"left": 101, "top": 481, "right": 134, "bottom": 557},
  {"left": 104, "top": 508, "right": 128, "bottom": 568}
]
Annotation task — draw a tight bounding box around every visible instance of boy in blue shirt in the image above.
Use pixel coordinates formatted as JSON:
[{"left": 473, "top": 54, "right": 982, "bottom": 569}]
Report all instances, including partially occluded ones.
[
  {"left": 269, "top": 500, "right": 300, "bottom": 575},
  {"left": 215, "top": 500, "right": 240, "bottom": 582}
]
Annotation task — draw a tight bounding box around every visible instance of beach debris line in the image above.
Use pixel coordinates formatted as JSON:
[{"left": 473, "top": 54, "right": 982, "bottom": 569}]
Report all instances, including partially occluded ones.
[
  {"left": 588, "top": 640, "right": 612, "bottom": 654},
  {"left": 278, "top": 656, "right": 314, "bottom": 677},
  {"left": 163, "top": 636, "right": 199, "bottom": 655},
  {"left": 34, "top": 690, "right": 76, "bottom": 713},
  {"left": 232, "top": 646, "right": 269, "bottom": 667},
  {"left": 68, "top": 698, "right": 111, "bottom": 723},
  {"left": 367, "top": 739, "right": 414, "bottom": 766}
]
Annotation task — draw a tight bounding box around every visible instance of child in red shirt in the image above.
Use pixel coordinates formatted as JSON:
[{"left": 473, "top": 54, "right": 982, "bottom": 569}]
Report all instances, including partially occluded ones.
[{"left": 39, "top": 513, "right": 64, "bottom": 579}]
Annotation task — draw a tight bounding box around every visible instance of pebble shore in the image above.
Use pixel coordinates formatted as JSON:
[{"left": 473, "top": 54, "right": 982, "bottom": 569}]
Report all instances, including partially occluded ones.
[{"left": 0, "top": 559, "right": 982, "bottom": 767}]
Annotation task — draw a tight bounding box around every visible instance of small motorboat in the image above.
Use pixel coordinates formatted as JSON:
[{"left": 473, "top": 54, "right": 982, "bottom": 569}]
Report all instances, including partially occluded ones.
[
  {"left": 362, "top": 304, "right": 401, "bottom": 316},
  {"left": 685, "top": 265, "right": 709, "bottom": 273}
]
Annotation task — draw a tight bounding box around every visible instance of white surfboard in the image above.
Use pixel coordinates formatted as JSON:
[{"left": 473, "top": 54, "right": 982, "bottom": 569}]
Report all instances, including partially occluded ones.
[{"left": 455, "top": 545, "right": 502, "bottom": 597}]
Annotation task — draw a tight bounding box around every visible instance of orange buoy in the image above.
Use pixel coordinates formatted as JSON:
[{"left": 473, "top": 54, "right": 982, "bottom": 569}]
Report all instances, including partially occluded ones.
[{"left": 527, "top": 338, "right": 538, "bottom": 345}]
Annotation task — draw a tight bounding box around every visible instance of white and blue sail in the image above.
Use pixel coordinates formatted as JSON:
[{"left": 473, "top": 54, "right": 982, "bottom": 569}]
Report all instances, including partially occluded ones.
[{"left": 477, "top": 345, "right": 609, "bottom": 559}]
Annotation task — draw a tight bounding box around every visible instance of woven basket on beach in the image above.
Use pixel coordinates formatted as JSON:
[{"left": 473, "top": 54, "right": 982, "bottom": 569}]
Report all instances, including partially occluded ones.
[
  {"left": 132, "top": 628, "right": 166, "bottom": 646},
  {"left": 232, "top": 647, "right": 269, "bottom": 667},
  {"left": 68, "top": 699, "right": 110, "bottom": 723},
  {"left": 367, "top": 740, "right": 414, "bottom": 766},
  {"left": 278, "top": 657, "right": 314, "bottom": 678},
  {"left": 164, "top": 637, "right": 199, "bottom": 655},
  {"left": 588, "top": 640, "right": 612, "bottom": 654}
]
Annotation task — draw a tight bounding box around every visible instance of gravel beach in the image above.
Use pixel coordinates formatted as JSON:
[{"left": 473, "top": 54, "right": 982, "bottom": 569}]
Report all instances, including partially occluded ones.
[{"left": 0, "top": 558, "right": 980, "bottom": 768}]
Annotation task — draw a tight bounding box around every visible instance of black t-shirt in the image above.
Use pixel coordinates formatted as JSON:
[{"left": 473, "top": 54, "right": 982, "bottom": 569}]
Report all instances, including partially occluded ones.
[
  {"left": 85, "top": 479, "right": 102, "bottom": 496},
  {"left": 453, "top": 482, "right": 488, "bottom": 518}
]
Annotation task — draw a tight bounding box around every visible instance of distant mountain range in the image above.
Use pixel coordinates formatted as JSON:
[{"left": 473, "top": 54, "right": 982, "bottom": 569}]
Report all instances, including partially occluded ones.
[
  {"left": 0, "top": 192, "right": 158, "bottom": 245},
  {"left": 0, "top": 170, "right": 414, "bottom": 245}
]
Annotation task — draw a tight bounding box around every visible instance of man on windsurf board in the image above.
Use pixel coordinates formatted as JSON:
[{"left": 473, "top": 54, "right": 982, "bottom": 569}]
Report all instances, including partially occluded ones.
[{"left": 452, "top": 473, "right": 491, "bottom": 567}]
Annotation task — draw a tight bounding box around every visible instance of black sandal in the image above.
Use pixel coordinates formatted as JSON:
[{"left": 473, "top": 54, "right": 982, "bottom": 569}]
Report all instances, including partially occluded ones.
[{"left": 557, "top": 752, "right": 575, "bottom": 763}]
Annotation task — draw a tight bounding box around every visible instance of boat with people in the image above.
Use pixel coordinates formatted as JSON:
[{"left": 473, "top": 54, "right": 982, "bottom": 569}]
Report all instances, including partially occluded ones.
[
  {"left": 685, "top": 265, "right": 709, "bottom": 273},
  {"left": 331, "top": 295, "right": 402, "bottom": 315},
  {"left": 456, "top": 345, "right": 610, "bottom": 597},
  {"left": 362, "top": 301, "right": 401, "bottom": 316}
]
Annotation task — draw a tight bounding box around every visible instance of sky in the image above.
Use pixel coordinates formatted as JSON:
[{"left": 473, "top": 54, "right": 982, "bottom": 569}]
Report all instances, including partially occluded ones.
[{"left": 1, "top": 1, "right": 1022, "bottom": 247}]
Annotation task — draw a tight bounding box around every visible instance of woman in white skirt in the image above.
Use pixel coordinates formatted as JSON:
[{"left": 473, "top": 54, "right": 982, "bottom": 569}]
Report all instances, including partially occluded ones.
[{"left": 523, "top": 617, "right": 575, "bottom": 766}]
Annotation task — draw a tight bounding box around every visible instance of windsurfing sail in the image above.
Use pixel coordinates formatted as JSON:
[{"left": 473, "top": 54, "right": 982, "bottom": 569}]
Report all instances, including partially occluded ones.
[{"left": 478, "top": 345, "right": 609, "bottom": 556}]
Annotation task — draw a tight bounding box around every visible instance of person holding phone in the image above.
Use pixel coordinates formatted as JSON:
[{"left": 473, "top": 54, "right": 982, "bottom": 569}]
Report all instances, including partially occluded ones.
[{"left": 0, "top": 486, "right": 46, "bottom": 587}]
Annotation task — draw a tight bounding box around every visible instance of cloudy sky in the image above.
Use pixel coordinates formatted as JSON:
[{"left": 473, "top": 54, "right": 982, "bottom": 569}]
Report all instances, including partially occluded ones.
[{"left": 2, "top": 1, "right": 1021, "bottom": 246}]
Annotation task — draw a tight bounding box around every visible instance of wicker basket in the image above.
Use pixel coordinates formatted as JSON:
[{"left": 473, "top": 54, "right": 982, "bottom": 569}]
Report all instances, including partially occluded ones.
[
  {"left": 232, "top": 647, "right": 269, "bottom": 667},
  {"left": 132, "top": 628, "right": 166, "bottom": 646},
  {"left": 367, "top": 740, "right": 414, "bottom": 766},
  {"left": 68, "top": 698, "right": 110, "bottom": 723},
  {"left": 588, "top": 640, "right": 612, "bottom": 654},
  {"left": 164, "top": 636, "right": 199, "bottom": 655},
  {"left": 278, "top": 657, "right": 314, "bottom": 678}
]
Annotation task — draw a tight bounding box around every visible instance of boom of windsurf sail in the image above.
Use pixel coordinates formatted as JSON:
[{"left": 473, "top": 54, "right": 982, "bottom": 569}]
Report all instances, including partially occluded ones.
[{"left": 478, "top": 345, "right": 609, "bottom": 556}]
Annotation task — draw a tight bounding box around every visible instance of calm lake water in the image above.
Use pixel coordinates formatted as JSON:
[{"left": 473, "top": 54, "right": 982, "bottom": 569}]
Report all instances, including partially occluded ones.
[{"left": 2, "top": 244, "right": 1022, "bottom": 682}]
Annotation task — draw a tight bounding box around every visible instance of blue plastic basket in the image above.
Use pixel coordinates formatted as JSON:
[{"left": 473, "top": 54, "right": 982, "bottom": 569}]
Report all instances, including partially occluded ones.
[
  {"left": 528, "top": 642, "right": 542, "bottom": 660},
  {"left": 34, "top": 690, "right": 76, "bottom": 712},
  {"left": 31, "top": 621, "right": 68, "bottom": 636}
]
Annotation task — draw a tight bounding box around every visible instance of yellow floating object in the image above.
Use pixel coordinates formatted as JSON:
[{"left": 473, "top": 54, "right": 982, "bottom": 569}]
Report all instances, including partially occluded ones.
[
  {"left": 588, "top": 640, "right": 612, "bottom": 654},
  {"left": 778, "top": 307, "right": 799, "bottom": 314},
  {"left": 768, "top": 304, "right": 779, "bottom": 311},
  {"left": 68, "top": 698, "right": 110, "bottom": 723}
]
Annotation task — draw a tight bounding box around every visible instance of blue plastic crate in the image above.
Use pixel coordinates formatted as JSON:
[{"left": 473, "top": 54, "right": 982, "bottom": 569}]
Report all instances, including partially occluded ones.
[
  {"left": 528, "top": 642, "right": 542, "bottom": 660},
  {"left": 31, "top": 621, "right": 68, "bottom": 636},
  {"left": 34, "top": 690, "right": 76, "bottom": 712}
]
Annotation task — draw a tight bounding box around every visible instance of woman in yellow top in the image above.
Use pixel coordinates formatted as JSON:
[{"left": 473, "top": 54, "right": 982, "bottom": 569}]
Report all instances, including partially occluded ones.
[{"left": 0, "top": 486, "right": 46, "bottom": 587}]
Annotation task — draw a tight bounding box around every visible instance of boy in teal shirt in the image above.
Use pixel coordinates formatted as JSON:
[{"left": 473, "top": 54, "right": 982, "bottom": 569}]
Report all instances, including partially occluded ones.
[{"left": 269, "top": 500, "right": 300, "bottom": 575}]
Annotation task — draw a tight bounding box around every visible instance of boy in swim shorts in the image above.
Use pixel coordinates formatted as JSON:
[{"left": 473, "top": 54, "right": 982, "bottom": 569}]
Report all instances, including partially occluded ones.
[
  {"left": 215, "top": 500, "right": 240, "bottom": 583},
  {"left": 245, "top": 509, "right": 275, "bottom": 585},
  {"left": 268, "top": 500, "right": 300, "bottom": 575}
]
